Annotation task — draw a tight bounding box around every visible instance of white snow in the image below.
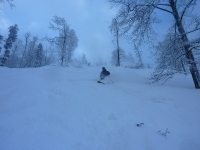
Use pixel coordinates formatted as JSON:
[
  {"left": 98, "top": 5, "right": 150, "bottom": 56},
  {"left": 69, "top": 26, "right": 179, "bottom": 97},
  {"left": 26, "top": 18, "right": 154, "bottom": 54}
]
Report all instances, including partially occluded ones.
[{"left": 0, "top": 65, "right": 200, "bottom": 150}]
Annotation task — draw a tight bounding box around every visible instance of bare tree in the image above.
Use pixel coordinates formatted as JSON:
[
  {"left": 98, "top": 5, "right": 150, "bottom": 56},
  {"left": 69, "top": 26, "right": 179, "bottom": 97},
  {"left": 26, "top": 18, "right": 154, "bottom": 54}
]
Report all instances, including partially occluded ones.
[
  {"left": 19, "top": 32, "right": 30, "bottom": 68},
  {"left": 6, "top": 39, "right": 23, "bottom": 68},
  {"left": 46, "top": 16, "right": 78, "bottom": 66},
  {"left": 110, "top": 18, "right": 121, "bottom": 66},
  {"left": 108, "top": 0, "right": 200, "bottom": 88},
  {"left": 81, "top": 53, "right": 88, "bottom": 65},
  {"left": 125, "top": 52, "right": 135, "bottom": 68},
  {"left": 66, "top": 29, "right": 78, "bottom": 63},
  {"left": 151, "top": 27, "right": 189, "bottom": 83},
  {"left": 134, "top": 44, "right": 144, "bottom": 68},
  {"left": 111, "top": 47, "right": 126, "bottom": 66},
  {"left": 43, "top": 46, "right": 53, "bottom": 65},
  {"left": 24, "top": 36, "right": 38, "bottom": 67},
  {"left": 44, "top": 46, "right": 56, "bottom": 65}
]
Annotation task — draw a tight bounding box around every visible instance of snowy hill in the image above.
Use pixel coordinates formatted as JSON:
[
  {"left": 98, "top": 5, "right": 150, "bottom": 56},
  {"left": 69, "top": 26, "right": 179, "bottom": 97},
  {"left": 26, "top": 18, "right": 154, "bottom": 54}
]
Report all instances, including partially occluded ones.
[{"left": 0, "top": 66, "right": 200, "bottom": 150}]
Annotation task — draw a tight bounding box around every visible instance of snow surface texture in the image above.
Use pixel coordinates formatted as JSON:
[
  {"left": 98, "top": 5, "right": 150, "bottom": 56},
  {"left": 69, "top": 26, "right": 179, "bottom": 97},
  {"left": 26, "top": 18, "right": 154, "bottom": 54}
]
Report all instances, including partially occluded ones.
[{"left": 0, "top": 66, "right": 200, "bottom": 150}]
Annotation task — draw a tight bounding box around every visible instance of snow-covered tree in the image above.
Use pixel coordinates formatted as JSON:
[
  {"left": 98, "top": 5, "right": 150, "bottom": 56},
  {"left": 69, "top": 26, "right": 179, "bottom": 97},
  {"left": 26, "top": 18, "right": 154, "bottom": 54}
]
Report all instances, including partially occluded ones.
[
  {"left": 24, "top": 36, "right": 38, "bottom": 67},
  {"left": 44, "top": 46, "right": 56, "bottom": 65},
  {"left": 151, "top": 27, "right": 188, "bottom": 83},
  {"left": 19, "top": 32, "right": 31, "bottom": 68},
  {"left": 95, "top": 58, "right": 106, "bottom": 66},
  {"left": 46, "top": 16, "right": 78, "bottom": 66},
  {"left": 6, "top": 39, "right": 23, "bottom": 68},
  {"left": 134, "top": 44, "right": 144, "bottom": 68},
  {"left": 110, "top": 18, "right": 122, "bottom": 66},
  {"left": 125, "top": 52, "right": 135, "bottom": 68},
  {"left": 1, "top": 24, "right": 18, "bottom": 66},
  {"left": 81, "top": 53, "right": 88, "bottom": 65},
  {"left": 0, "top": 35, "right": 3, "bottom": 53},
  {"left": 66, "top": 29, "right": 78, "bottom": 63},
  {"left": 110, "top": 47, "right": 126, "bottom": 66},
  {"left": 108, "top": 0, "right": 200, "bottom": 88},
  {"left": 151, "top": 23, "right": 200, "bottom": 83},
  {"left": 191, "top": 37, "right": 200, "bottom": 67},
  {"left": 35, "top": 43, "right": 43, "bottom": 67}
]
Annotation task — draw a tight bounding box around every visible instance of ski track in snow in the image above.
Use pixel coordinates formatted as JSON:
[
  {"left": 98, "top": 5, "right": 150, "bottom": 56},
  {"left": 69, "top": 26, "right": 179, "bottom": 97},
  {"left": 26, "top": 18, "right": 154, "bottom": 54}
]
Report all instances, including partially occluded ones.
[{"left": 0, "top": 66, "right": 200, "bottom": 150}]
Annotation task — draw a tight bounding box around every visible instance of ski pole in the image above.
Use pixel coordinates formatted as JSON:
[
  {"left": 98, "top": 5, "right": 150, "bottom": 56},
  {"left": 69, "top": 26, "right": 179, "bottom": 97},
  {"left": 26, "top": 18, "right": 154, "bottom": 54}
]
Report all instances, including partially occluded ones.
[{"left": 109, "top": 76, "right": 114, "bottom": 83}]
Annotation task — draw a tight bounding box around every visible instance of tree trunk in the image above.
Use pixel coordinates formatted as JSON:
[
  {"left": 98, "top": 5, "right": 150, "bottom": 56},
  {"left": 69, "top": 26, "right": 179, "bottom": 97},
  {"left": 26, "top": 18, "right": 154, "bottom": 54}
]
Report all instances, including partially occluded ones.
[
  {"left": 61, "top": 55, "right": 64, "bottom": 66},
  {"left": 116, "top": 29, "right": 120, "bottom": 66},
  {"left": 169, "top": 0, "right": 200, "bottom": 88},
  {"left": 19, "top": 44, "right": 27, "bottom": 68},
  {"left": 19, "top": 34, "right": 30, "bottom": 68}
]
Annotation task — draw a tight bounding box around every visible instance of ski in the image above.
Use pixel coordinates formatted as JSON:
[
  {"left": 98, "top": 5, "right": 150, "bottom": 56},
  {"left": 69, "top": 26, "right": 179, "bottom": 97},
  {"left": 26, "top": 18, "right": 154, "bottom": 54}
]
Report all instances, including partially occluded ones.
[{"left": 97, "top": 80, "right": 105, "bottom": 84}]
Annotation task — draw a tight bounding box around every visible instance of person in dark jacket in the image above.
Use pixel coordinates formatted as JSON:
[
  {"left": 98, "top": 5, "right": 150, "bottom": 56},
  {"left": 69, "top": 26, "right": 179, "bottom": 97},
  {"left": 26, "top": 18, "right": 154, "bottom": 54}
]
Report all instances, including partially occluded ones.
[{"left": 100, "top": 67, "right": 110, "bottom": 79}]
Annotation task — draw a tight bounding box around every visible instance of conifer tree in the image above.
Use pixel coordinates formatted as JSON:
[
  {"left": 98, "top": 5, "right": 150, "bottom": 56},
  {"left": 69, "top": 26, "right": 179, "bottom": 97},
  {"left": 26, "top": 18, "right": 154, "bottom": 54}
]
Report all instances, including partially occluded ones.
[
  {"left": 0, "top": 35, "right": 3, "bottom": 53},
  {"left": 1, "top": 24, "right": 18, "bottom": 66},
  {"left": 35, "top": 43, "right": 43, "bottom": 67}
]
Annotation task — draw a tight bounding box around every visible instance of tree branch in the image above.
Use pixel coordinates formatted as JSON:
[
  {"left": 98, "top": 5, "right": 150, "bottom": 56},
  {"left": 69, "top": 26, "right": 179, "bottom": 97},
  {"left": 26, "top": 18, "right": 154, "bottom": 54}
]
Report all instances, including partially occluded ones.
[
  {"left": 127, "top": 2, "right": 173, "bottom": 15},
  {"left": 150, "top": 4, "right": 173, "bottom": 14},
  {"left": 180, "top": 0, "right": 194, "bottom": 22},
  {"left": 45, "top": 37, "right": 59, "bottom": 46},
  {"left": 0, "top": 0, "right": 15, "bottom": 8},
  {"left": 184, "top": 27, "right": 200, "bottom": 35}
]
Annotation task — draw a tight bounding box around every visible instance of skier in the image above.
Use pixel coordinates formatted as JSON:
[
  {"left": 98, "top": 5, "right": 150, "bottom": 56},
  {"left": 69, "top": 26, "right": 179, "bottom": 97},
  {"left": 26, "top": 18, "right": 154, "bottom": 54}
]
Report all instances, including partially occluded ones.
[{"left": 100, "top": 67, "right": 110, "bottom": 80}]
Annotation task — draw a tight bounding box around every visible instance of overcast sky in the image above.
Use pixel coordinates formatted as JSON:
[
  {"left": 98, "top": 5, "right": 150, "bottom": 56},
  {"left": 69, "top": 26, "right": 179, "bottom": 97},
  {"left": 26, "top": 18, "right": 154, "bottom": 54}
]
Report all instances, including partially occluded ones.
[{"left": 0, "top": 0, "right": 200, "bottom": 65}]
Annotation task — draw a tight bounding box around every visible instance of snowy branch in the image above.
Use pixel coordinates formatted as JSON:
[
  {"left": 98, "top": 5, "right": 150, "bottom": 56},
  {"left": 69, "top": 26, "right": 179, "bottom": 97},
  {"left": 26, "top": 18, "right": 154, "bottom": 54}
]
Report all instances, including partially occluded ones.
[{"left": 180, "top": 0, "right": 195, "bottom": 22}]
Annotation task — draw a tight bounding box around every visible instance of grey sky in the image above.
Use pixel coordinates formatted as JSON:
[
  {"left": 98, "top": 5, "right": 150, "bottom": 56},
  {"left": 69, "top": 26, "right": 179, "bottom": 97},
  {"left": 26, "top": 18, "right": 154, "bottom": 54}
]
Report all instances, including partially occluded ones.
[
  {"left": 0, "top": 0, "right": 200, "bottom": 65},
  {"left": 0, "top": 0, "right": 120, "bottom": 64}
]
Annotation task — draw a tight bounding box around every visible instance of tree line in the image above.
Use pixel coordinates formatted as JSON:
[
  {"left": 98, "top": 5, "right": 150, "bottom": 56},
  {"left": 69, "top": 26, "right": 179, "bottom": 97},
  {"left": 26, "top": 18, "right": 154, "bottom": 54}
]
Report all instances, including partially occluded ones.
[{"left": 0, "top": 16, "right": 79, "bottom": 68}]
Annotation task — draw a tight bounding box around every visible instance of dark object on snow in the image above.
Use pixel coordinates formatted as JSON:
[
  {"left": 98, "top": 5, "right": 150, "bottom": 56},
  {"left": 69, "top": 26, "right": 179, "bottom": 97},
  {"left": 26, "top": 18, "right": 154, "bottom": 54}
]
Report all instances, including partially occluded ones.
[
  {"left": 100, "top": 67, "right": 110, "bottom": 79},
  {"left": 97, "top": 81, "right": 105, "bottom": 84},
  {"left": 158, "top": 128, "right": 170, "bottom": 136},
  {"left": 136, "top": 123, "right": 144, "bottom": 127}
]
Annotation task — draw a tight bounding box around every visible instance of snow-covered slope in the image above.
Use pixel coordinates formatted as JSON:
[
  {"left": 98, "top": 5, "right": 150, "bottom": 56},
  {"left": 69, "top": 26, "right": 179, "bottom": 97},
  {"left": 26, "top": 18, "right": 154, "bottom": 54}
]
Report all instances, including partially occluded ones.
[{"left": 0, "top": 66, "right": 200, "bottom": 150}]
